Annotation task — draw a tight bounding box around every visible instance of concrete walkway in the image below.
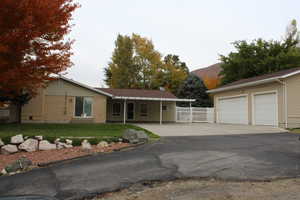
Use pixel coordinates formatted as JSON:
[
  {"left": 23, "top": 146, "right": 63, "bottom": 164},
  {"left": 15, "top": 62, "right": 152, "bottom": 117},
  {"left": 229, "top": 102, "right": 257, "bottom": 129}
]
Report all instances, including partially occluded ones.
[
  {"left": 0, "top": 133, "right": 299, "bottom": 200},
  {"left": 137, "top": 123, "right": 286, "bottom": 136}
]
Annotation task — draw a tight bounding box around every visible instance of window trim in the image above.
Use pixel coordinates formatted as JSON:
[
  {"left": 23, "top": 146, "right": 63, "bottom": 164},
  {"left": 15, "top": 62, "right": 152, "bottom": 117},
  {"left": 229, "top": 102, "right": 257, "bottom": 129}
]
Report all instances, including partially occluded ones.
[
  {"left": 140, "top": 103, "right": 148, "bottom": 117},
  {"left": 73, "top": 96, "right": 93, "bottom": 118},
  {"left": 112, "top": 102, "right": 121, "bottom": 117}
]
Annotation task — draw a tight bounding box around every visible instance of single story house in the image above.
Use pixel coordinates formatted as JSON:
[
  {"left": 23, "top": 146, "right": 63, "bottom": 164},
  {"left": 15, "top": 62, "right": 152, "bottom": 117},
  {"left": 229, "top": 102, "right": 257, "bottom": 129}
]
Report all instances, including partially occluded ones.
[
  {"left": 207, "top": 67, "right": 300, "bottom": 128},
  {"left": 21, "top": 77, "right": 194, "bottom": 124}
]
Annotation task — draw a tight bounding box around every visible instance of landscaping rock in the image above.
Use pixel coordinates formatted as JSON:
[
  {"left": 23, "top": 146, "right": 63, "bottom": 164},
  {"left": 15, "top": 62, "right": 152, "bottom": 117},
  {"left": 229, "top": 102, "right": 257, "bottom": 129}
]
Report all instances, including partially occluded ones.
[
  {"left": 1, "top": 144, "right": 18, "bottom": 155},
  {"left": 0, "top": 138, "right": 4, "bottom": 147},
  {"left": 81, "top": 140, "right": 91, "bottom": 151},
  {"left": 66, "top": 139, "right": 73, "bottom": 145},
  {"left": 19, "top": 139, "right": 38, "bottom": 152},
  {"left": 1, "top": 169, "right": 7, "bottom": 175},
  {"left": 5, "top": 157, "right": 32, "bottom": 173},
  {"left": 35, "top": 136, "right": 43, "bottom": 141},
  {"left": 54, "top": 138, "right": 61, "bottom": 144},
  {"left": 122, "top": 129, "right": 149, "bottom": 144},
  {"left": 57, "top": 142, "right": 73, "bottom": 149},
  {"left": 39, "top": 140, "right": 57, "bottom": 151},
  {"left": 10, "top": 134, "right": 24, "bottom": 144},
  {"left": 97, "top": 141, "right": 109, "bottom": 148}
]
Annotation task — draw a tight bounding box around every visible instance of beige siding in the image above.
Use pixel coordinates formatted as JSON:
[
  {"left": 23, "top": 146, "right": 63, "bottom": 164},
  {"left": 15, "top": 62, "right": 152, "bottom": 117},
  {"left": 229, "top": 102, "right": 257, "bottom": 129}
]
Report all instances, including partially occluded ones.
[
  {"left": 107, "top": 100, "right": 176, "bottom": 122},
  {"left": 285, "top": 74, "right": 300, "bottom": 128},
  {"left": 213, "top": 82, "right": 285, "bottom": 127},
  {"left": 45, "top": 79, "right": 96, "bottom": 97},
  {"left": 22, "top": 88, "right": 45, "bottom": 121},
  {"left": 22, "top": 79, "right": 107, "bottom": 123}
]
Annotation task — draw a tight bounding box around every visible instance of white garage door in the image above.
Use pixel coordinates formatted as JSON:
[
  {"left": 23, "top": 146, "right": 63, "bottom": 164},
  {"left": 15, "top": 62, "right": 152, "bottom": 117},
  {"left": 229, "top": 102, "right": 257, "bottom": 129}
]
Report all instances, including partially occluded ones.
[
  {"left": 253, "top": 92, "right": 277, "bottom": 126},
  {"left": 218, "top": 96, "right": 248, "bottom": 124}
]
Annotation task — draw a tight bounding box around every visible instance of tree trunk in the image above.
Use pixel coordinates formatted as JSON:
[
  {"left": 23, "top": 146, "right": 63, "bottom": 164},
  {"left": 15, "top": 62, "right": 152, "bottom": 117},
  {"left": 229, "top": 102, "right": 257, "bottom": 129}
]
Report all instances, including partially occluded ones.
[{"left": 16, "top": 103, "right": 22, "bottom": 124}]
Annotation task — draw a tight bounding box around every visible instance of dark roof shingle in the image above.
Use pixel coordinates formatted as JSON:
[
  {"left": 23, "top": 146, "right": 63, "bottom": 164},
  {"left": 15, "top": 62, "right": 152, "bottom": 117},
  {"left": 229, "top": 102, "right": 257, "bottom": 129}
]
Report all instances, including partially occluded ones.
[
  {"left": 218, "top": 67, "right": 300, "bottom": 89},
  {"left": 95, "top": 88, "right": 178, "bottom": 99}
]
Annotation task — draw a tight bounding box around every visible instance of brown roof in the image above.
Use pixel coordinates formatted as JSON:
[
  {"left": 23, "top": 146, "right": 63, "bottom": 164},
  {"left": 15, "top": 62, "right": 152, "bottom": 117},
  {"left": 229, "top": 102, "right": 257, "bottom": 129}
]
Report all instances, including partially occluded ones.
[
  {"left": 218, "top": 67, "right": 300, "bottom": 89},
  {"left": 192, "top": 63, "right": 222, "bottom": 79},
  {"left": 95, "top": 88, "right": 178, "bottom": 99}
]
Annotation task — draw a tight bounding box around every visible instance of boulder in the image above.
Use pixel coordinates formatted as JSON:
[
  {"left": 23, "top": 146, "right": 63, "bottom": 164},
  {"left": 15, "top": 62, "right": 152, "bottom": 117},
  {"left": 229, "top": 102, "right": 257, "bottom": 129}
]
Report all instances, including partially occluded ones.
[
  {"left": 1, "top": 144, "right": 18, "bottom": 155},
  {"left": 54, "top": 138, "right": 61, "bottom": 144},
  {"left": 57, "top": 142, "right": 73, "bottom": 149},
  {"left": 34, "top": 136, "right": 43, "bottom": 141},
  {"left": 1, "top": 169, "right": 7, "bottom": 175},
  {"left": 66, "top": 139, "right": 73, "bottom": 145},
  {"left": 10, "top": 134, "right": 24, "bottom": 144},
  {"left": 19, "top": 139, "right": 38, "bottom": 152},
  {"left": 0, "top": 138, "right": 4, "bottom": 147},
  {"left": 97, "top": 141, "right": 109, "bottom": 148},
  {"left": 5, "top": 157, "right": 32, "bottom": 173},
  {"left": 81, "top": 140, "right": 92, "bottom": 151},
  {"left": 39, "top": 140, "right": 57, "bottom": 151},
  {"left": 122, "top": 129, "right": 149, "bottom": 144}
]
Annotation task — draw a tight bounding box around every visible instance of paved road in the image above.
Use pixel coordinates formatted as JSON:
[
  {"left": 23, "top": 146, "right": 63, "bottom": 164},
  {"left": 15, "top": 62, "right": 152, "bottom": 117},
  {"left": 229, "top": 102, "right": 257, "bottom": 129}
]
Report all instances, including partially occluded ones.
[
  {"left": 1, "top": 133, "right": 300, "bottom": 200},
  {"left": 137, "top": 123, "right": 286, "bottom": 136}
]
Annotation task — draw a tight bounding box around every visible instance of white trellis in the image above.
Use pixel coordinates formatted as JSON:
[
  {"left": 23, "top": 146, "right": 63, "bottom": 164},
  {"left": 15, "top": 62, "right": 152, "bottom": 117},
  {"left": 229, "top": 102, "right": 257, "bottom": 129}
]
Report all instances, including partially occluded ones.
[{"left": 176, "top": 106, "right": 214, "bottom": 123}]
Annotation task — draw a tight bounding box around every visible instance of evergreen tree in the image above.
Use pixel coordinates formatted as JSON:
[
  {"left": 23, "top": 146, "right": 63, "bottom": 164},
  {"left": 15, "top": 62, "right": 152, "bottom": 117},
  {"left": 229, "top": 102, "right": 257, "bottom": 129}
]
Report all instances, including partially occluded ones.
[{"left": 177, "top": 73, "right": 212, "bottom": 107}]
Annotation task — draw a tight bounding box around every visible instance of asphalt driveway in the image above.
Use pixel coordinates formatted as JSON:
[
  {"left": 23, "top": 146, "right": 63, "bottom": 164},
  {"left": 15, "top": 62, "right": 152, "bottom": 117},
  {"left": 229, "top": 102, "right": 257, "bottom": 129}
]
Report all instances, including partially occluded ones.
[
  {"left": 1, "top": 132, "right": 300, "bottom": 200},
  {"left": 137, "top": 123, "right": 286, "bottom": 136}
]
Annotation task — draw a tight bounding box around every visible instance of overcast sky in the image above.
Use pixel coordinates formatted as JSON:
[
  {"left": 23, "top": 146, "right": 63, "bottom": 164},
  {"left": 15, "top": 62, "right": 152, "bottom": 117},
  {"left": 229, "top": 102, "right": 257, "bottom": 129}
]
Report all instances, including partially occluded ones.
[{"left": 66, "top": 0, "right": 300, "bottom": 87}]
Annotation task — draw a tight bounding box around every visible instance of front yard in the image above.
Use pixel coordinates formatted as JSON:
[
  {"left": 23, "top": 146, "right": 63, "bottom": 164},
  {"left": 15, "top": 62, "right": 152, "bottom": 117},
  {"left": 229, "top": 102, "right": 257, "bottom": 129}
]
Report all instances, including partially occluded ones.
[
  {"left": 0, "top": 123, "right": 159, "bottom": 174},
  {"left": 290, "top": 128, "right": 300, "bottom": 134},
  {"left": 0, "top": 123, "right": 159, "bottom": 141}
]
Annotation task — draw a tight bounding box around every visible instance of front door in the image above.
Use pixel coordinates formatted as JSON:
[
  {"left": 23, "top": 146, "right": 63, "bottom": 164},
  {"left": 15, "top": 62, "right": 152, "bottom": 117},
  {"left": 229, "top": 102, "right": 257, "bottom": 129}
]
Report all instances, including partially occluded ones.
[{"left": 127, "top": 103, "right": 134, "bottom": 120}]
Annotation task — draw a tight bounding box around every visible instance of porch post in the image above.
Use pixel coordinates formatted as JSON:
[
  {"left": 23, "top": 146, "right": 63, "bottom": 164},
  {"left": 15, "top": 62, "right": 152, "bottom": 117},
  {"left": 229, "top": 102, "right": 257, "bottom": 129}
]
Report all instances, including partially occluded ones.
[
  {"left": 123, "top": 99, "right": 126, "bottom": 124},
  {"left": 190, "top": 101, "right": 192, "bottom": 123},
  {"left": 160, "top": 100, "right": 162, "bottom": 125}
]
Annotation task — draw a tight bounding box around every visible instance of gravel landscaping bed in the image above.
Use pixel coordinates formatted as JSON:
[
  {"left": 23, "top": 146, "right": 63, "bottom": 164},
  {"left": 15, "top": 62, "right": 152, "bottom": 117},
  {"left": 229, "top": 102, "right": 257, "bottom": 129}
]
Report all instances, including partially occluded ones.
[{"left": 0, "top": 142, "right": 130, "bottom": 172}]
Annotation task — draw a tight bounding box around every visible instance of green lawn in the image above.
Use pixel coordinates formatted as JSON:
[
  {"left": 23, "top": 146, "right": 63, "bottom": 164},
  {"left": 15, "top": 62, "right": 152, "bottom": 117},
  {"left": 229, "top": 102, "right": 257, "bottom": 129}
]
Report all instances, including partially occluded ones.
[
  {"left": 290, "top": 128, "right": 300, "bottom": 134},
  {"left": 0, "top": 123, "right": 159, "bottom": 140}
]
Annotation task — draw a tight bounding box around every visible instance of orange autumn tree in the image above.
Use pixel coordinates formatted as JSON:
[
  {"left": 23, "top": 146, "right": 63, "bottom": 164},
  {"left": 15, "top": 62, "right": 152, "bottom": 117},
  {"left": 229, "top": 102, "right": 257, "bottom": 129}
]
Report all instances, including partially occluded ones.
[
  {"left": 0, "top": 0, "right": 79, "bottom": 122},
  {"left": 202, "top": 76, "right": 221, "bottom": 90}
]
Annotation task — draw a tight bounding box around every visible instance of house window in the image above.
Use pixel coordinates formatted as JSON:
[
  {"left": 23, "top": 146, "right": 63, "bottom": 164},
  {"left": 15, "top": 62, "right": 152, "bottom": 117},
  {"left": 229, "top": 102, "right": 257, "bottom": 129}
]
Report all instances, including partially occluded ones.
[
  {"left": 162, "top": 105, "right": 167, "bottom": 111},
  {"left": 112, "top": 103, "right": 121, "bottom": 116},
  {"left": 140, "top": 104, "right": 148, "bottom": 117},
  {"left": 75, "top": 97, "right": 92, "bottom": 117}
]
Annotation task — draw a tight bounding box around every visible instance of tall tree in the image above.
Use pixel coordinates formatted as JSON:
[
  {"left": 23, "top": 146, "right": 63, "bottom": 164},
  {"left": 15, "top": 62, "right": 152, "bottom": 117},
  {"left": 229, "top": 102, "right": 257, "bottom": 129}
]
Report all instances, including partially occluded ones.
[
  {"left": 285, "top": 19, "right": 299, "bottom": 42},
  {"left": 104, "top": 34, "right": 189, "bottom": 95},
  {"left": 0, "top": 0, "right": 79, "bottom": 122},
  {"left": 220, "top": 20, "right": 300, "bottom": 85},
  {"left": 177, "top": 73, "right": 212, "bottom": 107},
  {"left": 104, "top": 35, "right": 137, "bottom": 88},
  {"left": 156, "top": 54, "right": 189, "bottom": 95},
  {"left": 132, "top": 34, "right": 162, "bottom": 89}
]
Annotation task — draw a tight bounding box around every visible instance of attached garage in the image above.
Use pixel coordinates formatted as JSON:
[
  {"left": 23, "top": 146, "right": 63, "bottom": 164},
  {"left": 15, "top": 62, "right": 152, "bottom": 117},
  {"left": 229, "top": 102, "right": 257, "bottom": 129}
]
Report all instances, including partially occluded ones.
[
  {"left": 217, "top": 95, "right": 248, "bottom": 124},
  {"left": 208, "top": 67, "right": 300, "bottom": 128},
  {"left": 252, "top": 92, "right": 278, "bottom": 126}
]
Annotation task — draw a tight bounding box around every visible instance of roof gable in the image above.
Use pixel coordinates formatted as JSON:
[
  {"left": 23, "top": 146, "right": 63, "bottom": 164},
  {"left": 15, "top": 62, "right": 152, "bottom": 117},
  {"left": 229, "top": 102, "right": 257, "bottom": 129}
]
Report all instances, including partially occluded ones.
[
  {"left": 58, "top": 77, "right": 113, "bottom": 97},
  {"left": 208, "top": 67, "right": 300, "bottom": 93}
]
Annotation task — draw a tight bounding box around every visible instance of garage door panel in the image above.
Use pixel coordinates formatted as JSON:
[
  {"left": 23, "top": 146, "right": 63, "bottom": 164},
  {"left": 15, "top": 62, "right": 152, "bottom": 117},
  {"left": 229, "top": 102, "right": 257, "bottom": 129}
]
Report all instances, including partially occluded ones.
[
  {"left": 253, "top": 93, "right": 277, "bottom": 126},
  {"left": 218, "top": 96, "right": 248, "bottom": 125}
]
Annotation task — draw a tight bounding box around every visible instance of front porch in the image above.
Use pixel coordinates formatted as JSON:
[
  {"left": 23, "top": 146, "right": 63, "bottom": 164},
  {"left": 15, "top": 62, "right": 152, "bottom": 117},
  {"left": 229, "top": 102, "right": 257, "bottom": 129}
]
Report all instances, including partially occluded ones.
[{"left": 106, "top": 99, "right": 177, "bottom": 124}]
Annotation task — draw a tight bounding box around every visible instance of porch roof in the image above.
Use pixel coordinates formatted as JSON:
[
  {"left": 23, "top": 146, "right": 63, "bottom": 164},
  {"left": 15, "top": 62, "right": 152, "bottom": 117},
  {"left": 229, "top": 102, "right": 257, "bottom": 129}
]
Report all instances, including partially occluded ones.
[{"left": 96, "top": 88, "right": 195, "bottom": 102}]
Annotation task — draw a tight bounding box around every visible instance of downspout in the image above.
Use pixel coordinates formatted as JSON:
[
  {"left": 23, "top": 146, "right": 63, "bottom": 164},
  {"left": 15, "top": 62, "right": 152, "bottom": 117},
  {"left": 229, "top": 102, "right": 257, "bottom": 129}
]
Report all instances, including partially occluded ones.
[{"left": 276, "top": 79, "right": 288, "bottom": 129}]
